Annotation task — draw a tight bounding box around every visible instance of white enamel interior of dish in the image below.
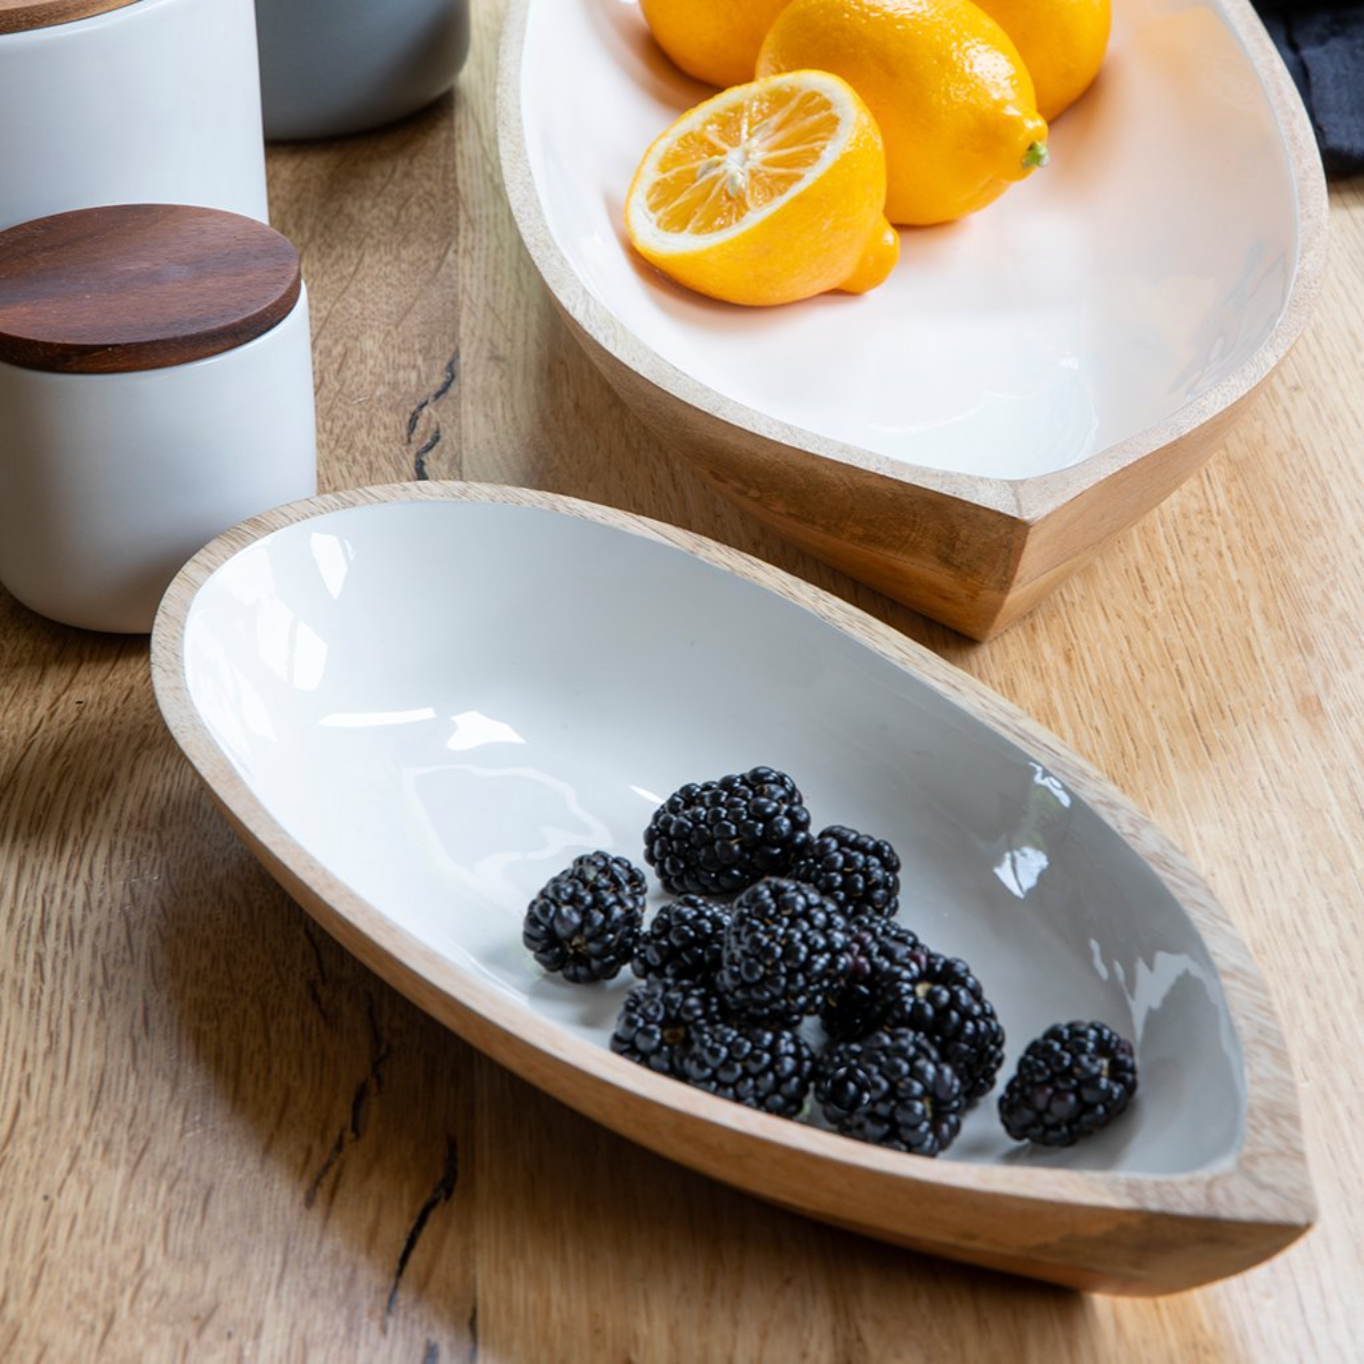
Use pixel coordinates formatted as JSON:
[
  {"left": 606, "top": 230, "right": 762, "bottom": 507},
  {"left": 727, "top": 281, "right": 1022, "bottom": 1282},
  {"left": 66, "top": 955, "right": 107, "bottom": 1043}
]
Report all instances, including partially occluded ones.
[
  {"left": 517, "top": 0, "right": 1298, "bottom": 479},
  {"left": 181, "top": 500, "right": 1246, "bottom": 1173}
]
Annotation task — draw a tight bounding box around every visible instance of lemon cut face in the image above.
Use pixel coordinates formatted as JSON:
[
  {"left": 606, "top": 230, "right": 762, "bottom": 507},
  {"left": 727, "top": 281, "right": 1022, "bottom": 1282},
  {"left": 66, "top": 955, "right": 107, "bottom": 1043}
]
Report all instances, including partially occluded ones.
[
  {"left": 625, "top": 70, "right": 898, "bottom": 307},
  {"left": 637, "top": 84, "right": 846, "bottom": 241}
]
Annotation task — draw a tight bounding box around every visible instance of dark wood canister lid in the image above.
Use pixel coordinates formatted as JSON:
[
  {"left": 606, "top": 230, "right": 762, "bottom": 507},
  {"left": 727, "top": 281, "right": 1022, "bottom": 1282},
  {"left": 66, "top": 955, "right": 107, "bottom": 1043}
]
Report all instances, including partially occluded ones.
[
  {"left": 0, "top": 204, "right": 302, "bottom": 374},
  {"left": 0, "top": 0, "right": 140, "bottom": 36}
]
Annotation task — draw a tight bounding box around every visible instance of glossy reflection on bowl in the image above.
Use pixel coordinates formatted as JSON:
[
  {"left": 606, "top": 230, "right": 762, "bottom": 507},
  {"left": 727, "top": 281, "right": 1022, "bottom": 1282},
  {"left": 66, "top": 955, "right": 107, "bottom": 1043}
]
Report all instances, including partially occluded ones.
[{"left": 181, "top": 498, "right": 1245, "bottom": 1175}]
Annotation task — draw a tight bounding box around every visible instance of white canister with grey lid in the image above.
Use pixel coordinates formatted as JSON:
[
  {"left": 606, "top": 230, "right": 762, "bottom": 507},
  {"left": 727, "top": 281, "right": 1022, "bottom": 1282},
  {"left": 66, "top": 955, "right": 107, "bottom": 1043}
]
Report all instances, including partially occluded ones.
[
  {"left": 0, "top": 203, "right": 317, "bottom": 633},
  {"left": 0, "top": 0, "right": 269, "bottom": 231}
]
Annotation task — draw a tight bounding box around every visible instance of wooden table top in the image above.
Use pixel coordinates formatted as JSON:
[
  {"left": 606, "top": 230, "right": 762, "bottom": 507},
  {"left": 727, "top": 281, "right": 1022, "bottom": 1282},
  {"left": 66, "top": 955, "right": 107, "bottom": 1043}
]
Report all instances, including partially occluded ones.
[{"left": 3, "top": 4, "right": 1362, "bottom": 1358}]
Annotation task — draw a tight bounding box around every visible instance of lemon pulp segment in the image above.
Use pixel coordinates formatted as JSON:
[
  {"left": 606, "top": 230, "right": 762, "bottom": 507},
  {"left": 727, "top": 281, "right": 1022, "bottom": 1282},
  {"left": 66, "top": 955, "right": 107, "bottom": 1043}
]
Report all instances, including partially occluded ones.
[
  {"left": 642, "top": 87, "right": 845, "bottom": 238},
  {"left": 625, "top": 71, "right": 897, "bottom": 306}
]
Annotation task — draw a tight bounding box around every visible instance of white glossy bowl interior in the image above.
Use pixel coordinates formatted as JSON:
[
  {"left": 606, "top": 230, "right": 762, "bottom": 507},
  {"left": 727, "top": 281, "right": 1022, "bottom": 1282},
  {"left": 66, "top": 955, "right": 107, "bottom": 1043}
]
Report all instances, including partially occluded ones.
[
  {"left": 516, "top": 0, "right": 1300, "bottom": 479},
  {"left": 179, "top": 498, "right": 1244, "bottom": 1175}
]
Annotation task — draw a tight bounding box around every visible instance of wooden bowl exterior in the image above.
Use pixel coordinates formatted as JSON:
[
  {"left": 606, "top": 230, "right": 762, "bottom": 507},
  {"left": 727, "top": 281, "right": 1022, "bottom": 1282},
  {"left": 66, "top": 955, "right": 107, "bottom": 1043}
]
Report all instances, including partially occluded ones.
[
  {"left": 495, "top": 0, "right": 1328, "bottom": 639},
  {"left": 0, "top": 0, "right": 135, "bottom": 35},
  {"left": 151, "top": 482, "right": 1316, "bottom": 1295},
  {"left": 556, "top": 313, "right": 1264, "bottom": 639}
]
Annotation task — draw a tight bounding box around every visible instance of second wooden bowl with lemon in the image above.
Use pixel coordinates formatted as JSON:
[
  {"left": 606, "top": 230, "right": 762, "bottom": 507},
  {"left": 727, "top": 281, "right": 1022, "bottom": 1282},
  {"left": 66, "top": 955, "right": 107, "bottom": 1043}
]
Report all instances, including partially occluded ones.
[{"left": 498, "top": 0, "right": 1327, "bottom": 639}]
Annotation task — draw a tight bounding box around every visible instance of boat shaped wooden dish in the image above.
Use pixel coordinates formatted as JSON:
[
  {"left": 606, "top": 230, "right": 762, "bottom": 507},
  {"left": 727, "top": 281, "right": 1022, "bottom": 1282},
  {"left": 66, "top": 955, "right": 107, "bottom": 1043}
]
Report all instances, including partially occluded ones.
[
  {"left": 497, "top": 0, "right": 1327, "bottom": 638},
  {"left": 151, "top": 483, "right": 1314, "bottom": 1294}
]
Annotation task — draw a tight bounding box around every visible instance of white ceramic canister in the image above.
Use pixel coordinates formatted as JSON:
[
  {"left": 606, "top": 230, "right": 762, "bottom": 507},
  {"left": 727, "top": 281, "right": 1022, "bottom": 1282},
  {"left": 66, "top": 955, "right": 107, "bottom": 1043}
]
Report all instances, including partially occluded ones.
[
  {"left": 0, "top": 203, "right": 317, "bottom": 633},
  {"left": 0, "top": 0, "right": 268, "bottom": 231}
]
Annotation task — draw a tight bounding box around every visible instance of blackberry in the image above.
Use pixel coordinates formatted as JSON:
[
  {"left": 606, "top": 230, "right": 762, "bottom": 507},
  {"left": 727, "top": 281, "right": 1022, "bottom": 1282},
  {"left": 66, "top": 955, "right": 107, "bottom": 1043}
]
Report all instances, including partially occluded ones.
[
  {"left": 819, "top": 918, "right": 923, "bottom": 1043},
  {"left": 877, "top": 951, "right": 1005, "bottom": 1102},
  {"left": 522, "top": 851, "right": 647, "bottom": 983},
  {"left": 716, "top": 877, "right": 853, "bottom": 1026},
  {"left": 643, "top": 766, "right": 813, "bottom": 897},
  {"left": 998, "top": 1020, "right": 1138, "bottom": 1147},
  {"left": 815, "top": 1029, "right": 965, "bottom": 1157},
  {"left": 632, "top": 895, "right": 731, "bottom": 984},
  {"left": 677, "top": 1018, "right": 815, "bottom": 1119},
  {"left": 610, "top": 977, "right": 722, "bottom": 1076},
  {"left": 789, "top": 824, "right": 901, "bottom": 919}
]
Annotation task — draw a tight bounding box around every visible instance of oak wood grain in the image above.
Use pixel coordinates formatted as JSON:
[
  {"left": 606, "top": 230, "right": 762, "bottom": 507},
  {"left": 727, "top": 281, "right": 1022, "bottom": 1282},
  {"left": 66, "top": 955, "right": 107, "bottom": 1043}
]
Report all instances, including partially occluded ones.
[
  {"left": 0, "top": 204, "right": 300, "bottom": 373},
  {"left": 0, "top": 0, "right": 1361, "bottom": 1358}
]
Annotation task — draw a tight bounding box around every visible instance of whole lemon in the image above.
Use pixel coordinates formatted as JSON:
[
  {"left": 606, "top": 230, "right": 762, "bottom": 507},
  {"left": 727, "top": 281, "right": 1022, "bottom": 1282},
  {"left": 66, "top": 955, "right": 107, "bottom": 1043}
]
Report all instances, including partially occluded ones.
[
  {"left": 757, "top": 0, "right": 1049, "bottom": 226},
  {"left": 638, "top": 0, "right": 795, "bottom": 89},
  {"left": 970, "top": 0, "right": 1111, "bottom": 121}
]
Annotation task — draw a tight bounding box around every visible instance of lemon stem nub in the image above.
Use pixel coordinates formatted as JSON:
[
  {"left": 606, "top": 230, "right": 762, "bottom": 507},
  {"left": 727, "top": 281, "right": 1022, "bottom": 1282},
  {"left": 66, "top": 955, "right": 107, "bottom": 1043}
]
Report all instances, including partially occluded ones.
[{"left": 1022, "top": 141, "right": 1050, "bottom": 170}]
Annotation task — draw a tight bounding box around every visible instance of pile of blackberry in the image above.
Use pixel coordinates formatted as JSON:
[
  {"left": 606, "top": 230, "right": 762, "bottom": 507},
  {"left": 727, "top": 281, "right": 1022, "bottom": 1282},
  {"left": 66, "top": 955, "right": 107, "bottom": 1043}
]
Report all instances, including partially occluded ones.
[{"left": 521, "top": 765, "right": 1139, "bottom": 1157}]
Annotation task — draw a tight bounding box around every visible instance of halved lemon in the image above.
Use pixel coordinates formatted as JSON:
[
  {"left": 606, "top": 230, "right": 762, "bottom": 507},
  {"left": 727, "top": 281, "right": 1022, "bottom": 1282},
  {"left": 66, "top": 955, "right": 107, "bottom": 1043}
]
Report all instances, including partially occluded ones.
[{"left": 624, "top": 70, "right": 899, "bottom": 308}]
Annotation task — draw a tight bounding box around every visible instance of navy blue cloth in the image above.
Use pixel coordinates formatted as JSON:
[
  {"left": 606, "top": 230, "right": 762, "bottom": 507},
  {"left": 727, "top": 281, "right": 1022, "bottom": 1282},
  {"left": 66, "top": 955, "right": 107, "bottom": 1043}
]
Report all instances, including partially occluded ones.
[{"left": 1255, "top": 1, "right": 1364, "bottom": 176}]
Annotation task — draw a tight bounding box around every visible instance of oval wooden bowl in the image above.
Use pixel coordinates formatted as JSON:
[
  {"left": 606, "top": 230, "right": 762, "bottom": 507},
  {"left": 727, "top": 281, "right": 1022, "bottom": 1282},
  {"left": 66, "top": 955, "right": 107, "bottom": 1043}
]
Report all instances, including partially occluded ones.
[
  {"left": 150, "top": 482, "right": 1314, "bottom": 1295},
  {"left": 496, "top": 0, "right": 1328, "bottom": 639}
]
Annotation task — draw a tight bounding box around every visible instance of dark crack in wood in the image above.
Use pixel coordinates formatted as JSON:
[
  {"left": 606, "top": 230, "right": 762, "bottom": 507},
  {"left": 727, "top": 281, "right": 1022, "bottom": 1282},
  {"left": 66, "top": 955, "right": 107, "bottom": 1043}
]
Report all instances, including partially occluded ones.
[
  {"left": 305, "top": 994, "right": 396, "bottom": 1206},
  {"left": 305, "top": 977, "right": 332, "bottom": 1027},
  {"left": 407, "top": 350, "right": 461, "bottom": 480},
  {"left": 350, "top": 1078, "right": 372, "bottom": 1141},
  {"left": 412, "top": 428, "right": 443, "bottom": 479},
  {"left": 302, "top": 919, "right": 329, "bottom": 982},
  {"left": 301, "top": 920, "right": 334, "bottom": 1026},
  {"left": 422, "top": 1343, "right": 440, "bottom": 1364},
  {"left": 386, "top": 1136, "right": 460, "bottom": 1317},
  {"left": 304, "top": 1129, "right": 347, "bottom": 1209},
  {"left": 467, "top": 1300, "right": 479, "bottom": 1362},
  {"left": 365, "top": 990, "right": 394, "bottom": 1096}
]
